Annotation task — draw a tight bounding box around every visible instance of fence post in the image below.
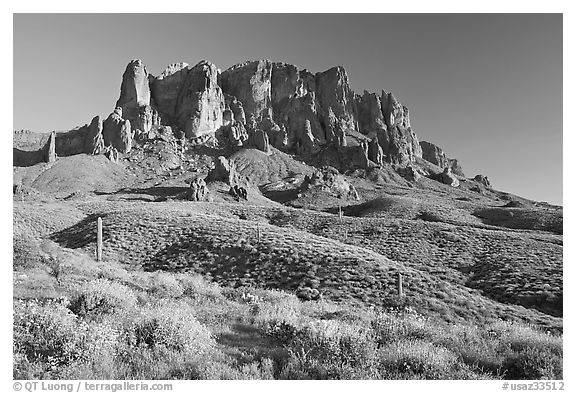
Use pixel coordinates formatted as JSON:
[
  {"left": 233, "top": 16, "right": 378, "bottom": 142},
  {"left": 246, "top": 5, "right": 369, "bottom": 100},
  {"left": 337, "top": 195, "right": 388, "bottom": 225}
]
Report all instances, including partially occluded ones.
[
  {"left": 339, "top": 205, "right": 343, "bottom": 221},
  {"left": 97, "top": 217, "right": 103, "bottom": 262},
  {"left": 257, "top": 222, "right": 261, "bottom": 243},
  {"left": 397, "top": 272, "right": 403, "bottom": 298}
]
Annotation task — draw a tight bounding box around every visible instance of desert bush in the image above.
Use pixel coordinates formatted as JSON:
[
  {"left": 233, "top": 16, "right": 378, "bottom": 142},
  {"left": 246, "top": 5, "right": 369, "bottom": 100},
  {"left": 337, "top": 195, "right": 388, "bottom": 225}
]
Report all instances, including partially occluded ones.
[
  {"left": 503, "top": 346, "right": 562, "bottom": 380},
  {"left": 96, "top": 261, "right": 131, "bottom": 282},
  {"left": 280, "top": 319, "right": 378, "bottom": 379},
  {"left": 377, "top": 339, "right": 462, "bottom": 379},
  {"left": 252, "top": 290, "right": 301, "bottom": 330},
  {"left": 487, "top": 321, "right": 563, "bottom": 379},
  {"left": 128, "top": 301, "right": 215, "bottom": 355},
  {"left": 177, "top": 273, "right": 222, "bottom": 300},
  {"left": 68, "top": 279, "right": 137, "bottom": 318},
  {"left": 13, "top": 299, "right": 119, "bottom": 379},
  {"left": 144, "top": 271, "right": 185, "bottom": 298},
  {"left": 371, "top": 310, "right": 436, "bottom": 344}
]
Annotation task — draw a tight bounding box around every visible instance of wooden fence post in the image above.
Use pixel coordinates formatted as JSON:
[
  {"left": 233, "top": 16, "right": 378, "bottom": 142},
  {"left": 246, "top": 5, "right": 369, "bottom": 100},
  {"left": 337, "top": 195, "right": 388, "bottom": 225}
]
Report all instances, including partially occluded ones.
[
  {"left": 257, "top": 222, "right": 261, "bottom": 243},
  {"left": 397, "top": 272, "right": 403, "bottom": 298},
  {"left": 97, "top": 217, "right": 103, "bottom": 262}
]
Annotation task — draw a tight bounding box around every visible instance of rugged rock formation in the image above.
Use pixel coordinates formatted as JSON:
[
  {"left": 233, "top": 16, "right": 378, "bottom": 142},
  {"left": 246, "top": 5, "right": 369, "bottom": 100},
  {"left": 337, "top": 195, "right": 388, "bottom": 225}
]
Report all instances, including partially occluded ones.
[
  {"left": 396, "top": 165, "right": 423, "bottom": 182},
  {"left": 250, "top": 128, "right": 271, "bottom": 154},
  {"left": 368, "top": 137, "right": 384, "bottom": 166},
  {"left": 205, "top": 156, "right": 243, "bottom": 186},
  {"left": 188, "top": 177, "right": 210, "bottom": 201},
  {"left": 473, "top": 174, "right": 491, "bottom": 188},
  {"left": 175, "top": 61, "right": 225, "bottom": 138},
  {"left": 84, "top": 116, "right": 105, "bottom": 154},
  {"left": 44, "top": 131, "right": 56, "bottom": 163},
  {"left": 151, "top": 62, "right": 190, "bottom": 123},
  {"left": 104, "top": 146, "right": 119, "bottom": 163},
  {"left": 219, "top": 60, "right": 273, "bottom": 120},
  {"left": 103, "top": 107, "right": 132, "bottom": 153},
  {"left": 315, "top": 66, "right": 357, "bottom": 143},
  {"left": 116, "top": 59, "right": 160, "bottom": 133},
  {"left": 420, "top": 141, "right": 464, "bottom": 176},
  {"left": 432, "top": 167, "right": 460, "bottom": 187},
  {"left": 302, "top": 166, "right": 360, "bottom": 200}
]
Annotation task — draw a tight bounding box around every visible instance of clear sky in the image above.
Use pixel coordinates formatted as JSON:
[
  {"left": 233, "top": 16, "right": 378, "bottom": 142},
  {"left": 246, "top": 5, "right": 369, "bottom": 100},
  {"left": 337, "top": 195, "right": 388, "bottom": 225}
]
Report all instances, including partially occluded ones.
[{"left": 13, "top": 14, "right": 562, "bottom": 205}]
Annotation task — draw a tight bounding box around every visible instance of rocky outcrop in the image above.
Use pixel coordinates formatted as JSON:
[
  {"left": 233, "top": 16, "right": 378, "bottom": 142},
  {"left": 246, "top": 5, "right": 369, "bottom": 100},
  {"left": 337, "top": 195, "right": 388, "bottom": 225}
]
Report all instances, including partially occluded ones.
[
  {"left": 84, "top": 116, "right": 105, "bottom": 154},
  {"left": 44, "top": 131, "right": 56, "bottom": 163},
  {"left": 188, "top": 177, "right": 210, "bottom": 201},
  {"left": 175, "top": 61, "right": 225, "bottom": 138},
  {"left": 473, "top": 174, "right": 491, "bottom": 188},
  {"left": 367, "top": 137, "right": 384, "bottom": 166},
  {"left": 315, "top": 66, "right": 357, "bottom": 144},
  {"left": 116, "top": 59, "right": 160, "bottom": 133},
  {"left": 103, "top": 107, "right": 132, "bottom": 153},
  {"left": 250, "top": 128, "right": 271, "bottom": 154},
  {"left": 151, "top": 62, "right": 190, "bottom": 124},
  {"left": 432, "top": 167, "right": 460, "bottom": 187},
  {"left": 205, "top": 156, "right": 243, "bottom": 186},
  {"left": 104, "top": 146, "right": 119, "bottom": 163},
  {"left": 396, "top": 165, "right": 423, "bottom": 182},
  {"left": 420, "top": 140, "right": 464, "bottom": 176},
  {"left": 355, "top": 90, "right": 422, "bottom": 165},
  {"left": 301, "top": 166, "right": 359, "bottom": 200},
  {"left": 219, "top": 60, "right": 273, "bottom": 120}
]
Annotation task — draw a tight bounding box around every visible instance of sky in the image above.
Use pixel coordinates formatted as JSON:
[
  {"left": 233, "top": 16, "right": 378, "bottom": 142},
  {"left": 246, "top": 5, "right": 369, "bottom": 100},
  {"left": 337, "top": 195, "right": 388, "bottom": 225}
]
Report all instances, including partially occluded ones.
[{"left": 13, "top": 13, "right": 563, "bottom": 205}]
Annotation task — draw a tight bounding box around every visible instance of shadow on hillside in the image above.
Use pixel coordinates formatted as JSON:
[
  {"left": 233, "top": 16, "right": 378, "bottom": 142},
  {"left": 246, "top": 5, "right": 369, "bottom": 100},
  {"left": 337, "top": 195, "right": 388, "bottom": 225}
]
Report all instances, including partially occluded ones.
[
  {"left": 96, "top": 186, "right": 189, "bottom": 199},
  {"left": 216, "top": 323, "right": 288, "bottom": 365},
  {"left": 50, "top": 213, "right": 110, "bottom": 249},
  {"left": 13, "top": 148, "right": 45, "bottom": 167}
]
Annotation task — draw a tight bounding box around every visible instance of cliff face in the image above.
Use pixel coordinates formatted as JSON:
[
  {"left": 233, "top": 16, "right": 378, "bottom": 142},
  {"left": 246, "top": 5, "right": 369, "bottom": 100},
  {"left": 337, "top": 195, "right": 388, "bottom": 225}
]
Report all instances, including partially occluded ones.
[
  {"left": 420, "top": 140, "right": 465, "bottom": 176},
  {"left": 18, "top": 58, "right": 459, "bottom": 171},
  {"left": 113, "top": 58, "right": 428, "bottom": 166}
]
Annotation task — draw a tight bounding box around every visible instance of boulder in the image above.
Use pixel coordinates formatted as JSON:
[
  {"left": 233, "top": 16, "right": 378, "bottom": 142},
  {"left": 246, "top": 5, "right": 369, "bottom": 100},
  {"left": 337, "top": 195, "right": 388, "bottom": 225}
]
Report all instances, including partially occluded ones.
[
  {"left": 103, "top": 107, "right": 132, "bottom": 153},
  {"left": 205, "top": 156, "right": 242, "bottom": 186},
  {"left": 397, "top": 165, "right": 422, "bottom": 182},
  {"left": 296, "top": 287, "right": 321, "bottom": 301},
  {"left": 473, "top": 174, "right": 491, "bottom": 188},
  {"left": 433, "top": 167, "right": 460, "bottom": 187},
  {"left": 188, "top": 177, "right": 210, "bottom": 201},
  {"left": 302, "top": 166, "right": 359, "bottom": 199}
]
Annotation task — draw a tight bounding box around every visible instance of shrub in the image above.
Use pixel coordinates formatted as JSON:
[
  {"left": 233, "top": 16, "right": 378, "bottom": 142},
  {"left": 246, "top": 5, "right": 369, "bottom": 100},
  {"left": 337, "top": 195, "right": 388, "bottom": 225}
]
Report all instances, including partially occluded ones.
[
  {"left": 503, "top": 346, "right": 562, "bottom": 380},
  {"left": 68, "top": 279, "right": 137, "bottom": 317},
  {"left": 280, "top": 319, "right": 378, "bottom": 379},
  {"left": 177, "top": 274, "right": 222, "bottom": 300},
  {"left": 378, "top": 339, "right": 461, "bottom": 379},
  {"left": 147, "top": 272, "right": 184, "bottom": 298},
  {"left": 129, "top": 301, "right": 215, "bottom": 356},
  {"left": 13, "top": 299, "right": 120, "bottom": 379},
  {"left": 371, "top": 310, "right": 436, "bottom": 344},
  {"left": 252, "top": 290, "right": 301, "bottom": 330}
]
